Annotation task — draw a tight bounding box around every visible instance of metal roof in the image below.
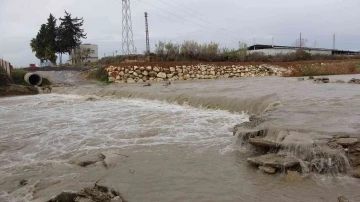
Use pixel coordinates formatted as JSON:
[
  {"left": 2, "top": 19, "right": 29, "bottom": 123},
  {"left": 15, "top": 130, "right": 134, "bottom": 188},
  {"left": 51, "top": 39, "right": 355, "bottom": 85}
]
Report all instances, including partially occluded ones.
[{"left": 247, "top": 44, "right": 360, "bottom": 54}]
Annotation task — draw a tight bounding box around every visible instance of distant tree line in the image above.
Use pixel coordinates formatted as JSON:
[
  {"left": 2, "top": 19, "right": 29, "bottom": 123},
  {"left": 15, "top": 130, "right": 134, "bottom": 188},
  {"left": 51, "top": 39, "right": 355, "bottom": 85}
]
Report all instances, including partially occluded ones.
[{"left": 30, "top": 11, "right": 87, "bottom": 65}]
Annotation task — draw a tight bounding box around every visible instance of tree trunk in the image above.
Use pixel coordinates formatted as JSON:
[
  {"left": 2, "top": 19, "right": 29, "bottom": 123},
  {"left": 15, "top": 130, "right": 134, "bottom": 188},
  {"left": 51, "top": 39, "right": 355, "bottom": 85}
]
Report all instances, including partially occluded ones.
[{"left": 59, "top": 53, "right": 63, "bottom": 66}]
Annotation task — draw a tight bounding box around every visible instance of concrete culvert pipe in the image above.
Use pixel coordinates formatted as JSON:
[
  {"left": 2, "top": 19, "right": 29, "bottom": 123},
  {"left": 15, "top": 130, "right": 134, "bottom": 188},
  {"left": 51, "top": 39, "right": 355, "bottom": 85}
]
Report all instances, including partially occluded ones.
[{"left": 24, "top": 73, "right": 42, "bottom": 86}]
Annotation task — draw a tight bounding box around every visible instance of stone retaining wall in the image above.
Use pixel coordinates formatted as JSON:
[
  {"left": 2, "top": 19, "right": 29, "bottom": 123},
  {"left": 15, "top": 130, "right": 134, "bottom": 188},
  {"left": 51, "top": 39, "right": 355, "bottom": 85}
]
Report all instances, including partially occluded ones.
[{"left": 106, "top": 64, "right": 287, "bottom": 83}]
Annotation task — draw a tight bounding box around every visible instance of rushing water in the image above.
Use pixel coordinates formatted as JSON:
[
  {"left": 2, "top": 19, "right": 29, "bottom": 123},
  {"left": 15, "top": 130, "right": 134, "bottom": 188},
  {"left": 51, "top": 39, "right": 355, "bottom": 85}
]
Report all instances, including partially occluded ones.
[{"left": 1, "top": 73, "right": 360, "bottom": 201}]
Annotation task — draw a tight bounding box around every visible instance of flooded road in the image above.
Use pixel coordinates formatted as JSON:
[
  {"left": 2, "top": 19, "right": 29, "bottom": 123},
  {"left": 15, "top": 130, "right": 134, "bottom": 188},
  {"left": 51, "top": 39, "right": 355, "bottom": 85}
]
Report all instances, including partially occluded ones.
[{"left": 1, "top": 74, "right": 360, "bottom": 201}]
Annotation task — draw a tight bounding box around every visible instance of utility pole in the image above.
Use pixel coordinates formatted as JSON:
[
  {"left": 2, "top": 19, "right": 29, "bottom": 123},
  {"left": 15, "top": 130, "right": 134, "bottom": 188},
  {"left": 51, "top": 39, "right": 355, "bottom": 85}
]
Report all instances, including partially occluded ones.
[
  {"left": 144, "top": 12, "right": 150, "bottom": 54},
  {"left": 253, "top": 38, "right": 256, "bottom": 50},
  {"left": 333, "top": 33, "right": 336, "bottom": 50},
  {"left": 300, "top": 32, "right": 302, "bottom": 48},
  {"left": 272, "top": 37, "right": 274, "bottom": 47},
  {"left": 122, "top": 0, "right": 136, "bottom": 55}
]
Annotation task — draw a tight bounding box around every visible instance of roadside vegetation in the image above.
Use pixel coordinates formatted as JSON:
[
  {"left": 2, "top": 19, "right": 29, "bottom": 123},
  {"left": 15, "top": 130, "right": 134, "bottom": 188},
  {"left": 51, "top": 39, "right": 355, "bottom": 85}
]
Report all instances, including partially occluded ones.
[
  {"left": 283, "top": 61, "right": 360, "bottom": 77},
  {"left": 86, "top": 67, "right": 110, "bottom": 83},
  {"left": 151, "top": 40, "right": 360, "bottom": 62},
  {"left": 93, "top": 40, "right": 360, "bottom": 66},
  {"left": 0, "top": 67, "right": 10, "bottom": 87},
  {"left": 11, "top": 69, "right": 52, "bottom": 86}
]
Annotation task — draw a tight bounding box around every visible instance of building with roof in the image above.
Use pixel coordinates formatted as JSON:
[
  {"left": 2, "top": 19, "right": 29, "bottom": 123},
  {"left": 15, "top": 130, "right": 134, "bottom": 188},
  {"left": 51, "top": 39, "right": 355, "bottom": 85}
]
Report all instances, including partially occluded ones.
[
  {"left": 247, "top": 44, "right": 360, "bottom": 56},
  {"left": 69, "top": 43, "right": 99, "bottom": 65}
]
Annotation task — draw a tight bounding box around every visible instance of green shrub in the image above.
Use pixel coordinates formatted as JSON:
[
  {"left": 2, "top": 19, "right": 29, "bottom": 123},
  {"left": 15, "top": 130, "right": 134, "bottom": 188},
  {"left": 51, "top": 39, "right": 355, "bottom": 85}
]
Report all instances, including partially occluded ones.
[
  {"left": 88, "top": 67, "right": 109, "bottom": 82},
  {"left": 41, "top": 77, "right": 52, "bottom": 86}
]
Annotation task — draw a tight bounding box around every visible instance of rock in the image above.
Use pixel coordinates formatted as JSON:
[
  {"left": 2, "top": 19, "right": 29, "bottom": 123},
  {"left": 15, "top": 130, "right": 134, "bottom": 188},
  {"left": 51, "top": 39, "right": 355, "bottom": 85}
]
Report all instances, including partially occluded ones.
[
  {"left": 146, "top": 66, "right": 152, "bottom": 71},
  {"left": 115, "top": 80, "right": 125, "bottom": 84},
  {"left": 169, "top": 67, "right": 175, "bottom": 72},
  {"left": 314, "top": 77, "right": 329, "bottom": 83},
  {"left": 353, "top": 165, "right": 360, "bottom": 178},
  {"left": 108, "top": 77, "right": 115, "bottom": 82},
  {"left": 248, "top": 137, "right": 281, "bottom": 149},
  {"left": 297, "top": 78, "right": 305, "bottom": 81},
  {"left": 101, "top": 150, "right": 129, "bottom": 168},
  {"left": 308, "top": 76, "right": 314, "bottom": 80},
  {"left": 247, "top": 153, "right": 300, "bottom": 169},
  {"left": 336, "top": 138, "right": 358, "bottom": 146},
  {"left": 19, "top": 179, "right": 28, "bottom": 186},
  {"left": 48, "top": 182, "right": 126, "bottom": 202},
  {"left": 328, "top": 141, "right": 342, "bottom": 149},
  {"left": 349, "top": 78, "right": 360, "bottom": 84},
  {"left": 133, "top": 72, "right": 138, "bottom": 76},
  {"left": 39, "top": 86, "right": 52, "bottom": 94},
  {"left": 163, "top": 81, "right": 171, "bottom": 86},
  {"left": 69, "top": 153, "right": 105, "bottom": 167},
  {"left": 47, "top": 191, "right": 78, "bottom": 202},
  {"left": 153, "top": 66, "right": 160, "bottom": 72},
  {"left": 157, "top": 72, "right": 167, "bottom": 79},
  {"left": 334, "top": 134, "right": 351, "bottom": 139},
  {"left": 142, "top": 71, "right": 148, "bottom": 76},
  {"left": 259, "top": 166, "right": 276, "bottom": 174},
  {"left": 338, "top": 196, "right": 350, "bottom": 202},
  {"left": 149, "top": 71, "right": 157, "bottom": 77},
  {"left": 335, "top": 80, "right": 345, "bottom": 84},
  {"left": 285, "top": 171, "right": 302, "bottom": 182},
  {"left": 126, "top": 78, "right": 135, "bottom": 83},
  {"left": 35, "top": 178, "right": 62, "bottom": 194}
]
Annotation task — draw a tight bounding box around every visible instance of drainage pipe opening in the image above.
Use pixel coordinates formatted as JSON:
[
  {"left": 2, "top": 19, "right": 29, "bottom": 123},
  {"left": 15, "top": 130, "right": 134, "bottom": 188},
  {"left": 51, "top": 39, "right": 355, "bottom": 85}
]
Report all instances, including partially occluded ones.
[{"left": 24, "top": 73, "right": 42, "bottom": 86}]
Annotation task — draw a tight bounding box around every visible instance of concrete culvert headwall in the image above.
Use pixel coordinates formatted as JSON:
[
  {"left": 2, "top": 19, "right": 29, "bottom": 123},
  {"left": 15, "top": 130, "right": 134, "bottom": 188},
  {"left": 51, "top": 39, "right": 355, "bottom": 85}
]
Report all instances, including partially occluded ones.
[{"left": 24, "top": 73, "right": 42, "bottom": 86}]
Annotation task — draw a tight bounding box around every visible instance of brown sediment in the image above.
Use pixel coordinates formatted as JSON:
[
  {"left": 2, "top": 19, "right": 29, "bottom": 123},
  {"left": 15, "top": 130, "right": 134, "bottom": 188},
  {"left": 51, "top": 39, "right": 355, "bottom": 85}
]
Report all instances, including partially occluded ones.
[{"left": 0, "top": 84, "right": 38, "bottom": 97}]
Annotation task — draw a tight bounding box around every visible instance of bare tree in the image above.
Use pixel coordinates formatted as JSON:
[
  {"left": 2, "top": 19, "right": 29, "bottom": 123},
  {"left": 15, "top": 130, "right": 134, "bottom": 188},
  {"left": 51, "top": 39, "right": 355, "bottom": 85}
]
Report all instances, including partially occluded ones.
[
  {"left": 293, "top": 38, "right": 308, "bottom": 48},
  {"left": 73, "top": 47, "right": 91, "bottom": 65}
]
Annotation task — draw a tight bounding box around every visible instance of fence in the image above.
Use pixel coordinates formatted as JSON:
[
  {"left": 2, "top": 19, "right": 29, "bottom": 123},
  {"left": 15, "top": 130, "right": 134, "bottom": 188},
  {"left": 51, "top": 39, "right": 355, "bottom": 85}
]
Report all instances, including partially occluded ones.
[{"left": 0, "top": 58, "right": 12, "bottom": 77}]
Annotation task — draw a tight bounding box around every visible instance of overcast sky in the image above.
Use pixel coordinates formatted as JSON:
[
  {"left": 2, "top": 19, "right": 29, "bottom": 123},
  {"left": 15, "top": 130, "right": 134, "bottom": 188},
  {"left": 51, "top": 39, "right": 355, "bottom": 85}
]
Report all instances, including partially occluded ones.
[{"left": 1, "top": 0, "right": 359, "bottom": 66}]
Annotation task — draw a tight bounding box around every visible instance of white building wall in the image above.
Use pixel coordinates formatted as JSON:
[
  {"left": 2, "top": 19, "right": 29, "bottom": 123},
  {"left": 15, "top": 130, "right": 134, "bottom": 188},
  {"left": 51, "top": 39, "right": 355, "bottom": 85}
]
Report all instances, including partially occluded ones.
[
  {"left": 248, "top": 48, "right": 332, "bottom": 56},
  {"left": 69, "top": 44, "right": 99, "bottom": 64}
]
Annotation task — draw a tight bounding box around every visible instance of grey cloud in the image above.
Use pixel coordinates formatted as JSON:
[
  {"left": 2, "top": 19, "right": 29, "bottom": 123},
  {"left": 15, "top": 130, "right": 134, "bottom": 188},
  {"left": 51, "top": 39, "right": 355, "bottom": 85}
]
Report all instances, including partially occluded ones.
[{"left": 1, "top": 0, "right": 360, "bottom": 66}]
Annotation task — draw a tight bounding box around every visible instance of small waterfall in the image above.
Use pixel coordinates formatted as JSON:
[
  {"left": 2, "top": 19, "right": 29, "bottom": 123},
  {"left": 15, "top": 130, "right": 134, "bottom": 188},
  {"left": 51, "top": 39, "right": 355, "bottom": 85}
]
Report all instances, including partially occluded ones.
[
  {"left": 53, "top": 85, "right": 281, "bottom": 115},
  {"left": 235, "top": 127, "right": 353, "bottom": 175}
]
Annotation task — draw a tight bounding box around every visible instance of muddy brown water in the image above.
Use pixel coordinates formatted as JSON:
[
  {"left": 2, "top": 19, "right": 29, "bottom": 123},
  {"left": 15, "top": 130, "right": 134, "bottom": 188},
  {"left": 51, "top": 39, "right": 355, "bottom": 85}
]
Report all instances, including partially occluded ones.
[{"left": 1, "top": 72, "right": 360, "bottom": 201}]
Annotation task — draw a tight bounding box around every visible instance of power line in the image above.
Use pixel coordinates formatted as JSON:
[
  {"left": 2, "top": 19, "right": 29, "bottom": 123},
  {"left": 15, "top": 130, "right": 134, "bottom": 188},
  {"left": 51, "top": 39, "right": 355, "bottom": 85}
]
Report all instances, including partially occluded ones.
[
  {"left": 136, "top": 0, "right": 241, "bottom": 42},
  {"left": 167, "top": 0, "right": 225, "bottom": 25},
  {"left": 156, "top": 0, "right": 241, "bottom": 39},
  {"left": 137, "top": 0, "right": 208, "bottom": 30}
]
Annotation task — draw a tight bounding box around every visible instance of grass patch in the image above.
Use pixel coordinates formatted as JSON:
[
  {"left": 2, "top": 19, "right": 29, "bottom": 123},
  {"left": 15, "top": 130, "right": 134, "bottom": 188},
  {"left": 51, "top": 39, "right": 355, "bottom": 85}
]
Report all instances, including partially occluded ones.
[
  {"left": 41, "top": 77, "right": 52, "bottom": 86},
  {"left": 283, "top": 61, "right": 360, "bottom": 77},
  {"left": 12, "top": 69, "right": 30, "bottom": 86}
]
